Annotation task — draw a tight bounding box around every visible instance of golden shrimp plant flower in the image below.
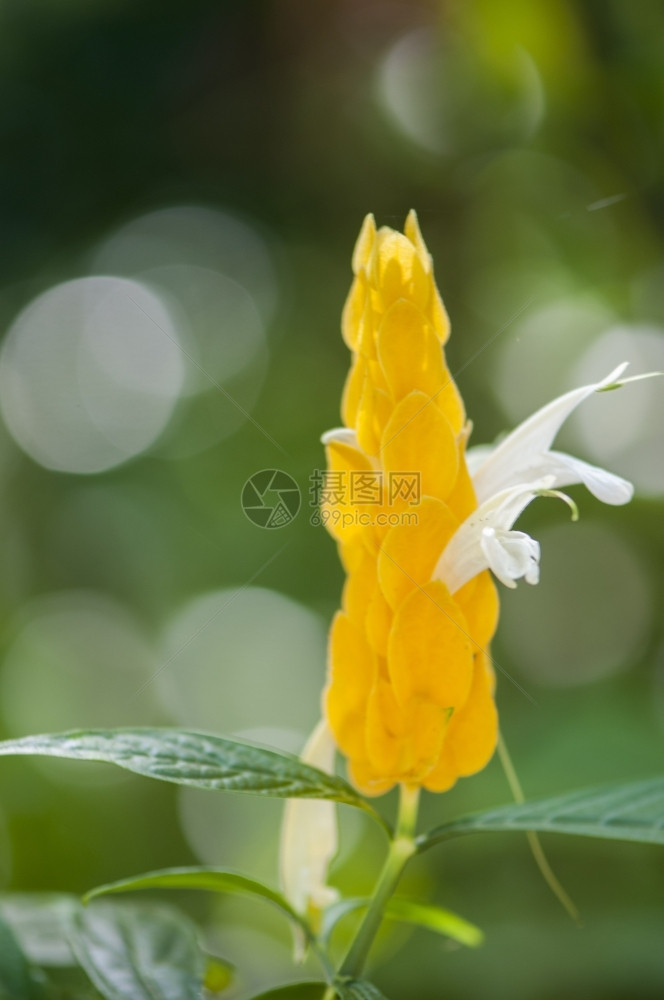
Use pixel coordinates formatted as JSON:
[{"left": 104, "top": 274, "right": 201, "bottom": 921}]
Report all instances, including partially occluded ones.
[
  {"left": 321, "top": 211, "right": 632, "bottom": 797},
  {"left": 281, "top": 211, "right": 638, "bottom": 920}
]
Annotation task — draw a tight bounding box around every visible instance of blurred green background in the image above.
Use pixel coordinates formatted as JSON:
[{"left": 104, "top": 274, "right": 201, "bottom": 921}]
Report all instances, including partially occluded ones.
[{"left": 0, "top": 0, "right": 663, "bottom": 997}]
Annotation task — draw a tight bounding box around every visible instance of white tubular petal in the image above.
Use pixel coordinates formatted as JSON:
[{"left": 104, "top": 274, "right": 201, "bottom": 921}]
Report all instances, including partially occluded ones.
[
  {"left": 472, "top": 364, "right": 629, "bottom": 503},
  {"left": 321, "top": 427, "right": 358, "bottom": 448},
  {"left": 487, "top": 450, "right": 634, "bottom": 506},
  {"left": 546, "top": 451, "right": 634, "bottom": 505},
  {"left": 480, "top": 528, "right": 540, "bottom": 588},
  {"left": 279, "top": 719, "right": 339, "bottom": 960},
  {"left": 434, "top": 478, "right": 553, "bottom": 593},
  {"left": 465, "top": 443, "right": 495, "bottom": 476}
]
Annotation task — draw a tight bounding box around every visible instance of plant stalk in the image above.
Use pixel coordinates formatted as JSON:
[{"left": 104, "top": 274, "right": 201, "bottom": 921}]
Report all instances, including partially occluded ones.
[{"left": 337, "top": 784, "right": 419, "bottom": 979}]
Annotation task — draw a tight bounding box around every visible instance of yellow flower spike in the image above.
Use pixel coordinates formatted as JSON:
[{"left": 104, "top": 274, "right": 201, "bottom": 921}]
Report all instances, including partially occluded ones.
[
  {"left": 319, "top": 212, "right": 641, "bottom": 797},
  {"left": 323, "top": 212, "right": 486, "bottom": 793}
]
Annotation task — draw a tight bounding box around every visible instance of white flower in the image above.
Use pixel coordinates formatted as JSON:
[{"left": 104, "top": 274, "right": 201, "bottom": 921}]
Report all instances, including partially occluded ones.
[
  {"left": 436, "top": 366, "right": 643, "bottom": 593},
  {"left": 470, "top": 364, "right": 633, "bottom": 506},
  {"left": 279, "top": 719, "right": 339, "bottom": 960},
  {"left": 435, "top": 478, "right": 553, "bottom": 592}
]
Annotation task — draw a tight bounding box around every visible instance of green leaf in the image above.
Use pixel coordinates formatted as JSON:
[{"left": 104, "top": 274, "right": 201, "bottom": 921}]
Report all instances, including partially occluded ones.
[
  {"left": 384, "top": 898, "right": 483, "bottom": 947},
  {"left": 0, "top": 895, "right": 78, "bottom": 967},
  {"left": 320, "top": 897, "right": 482, "bottom": 949},
  {"left": 418, "top": 776, "right": 664, "bottom": 852},
  {"left": 0, "top": 913, "right": 41, "bottom": 999},
  {"left": 69, "top": 902, "right": 206, "bottom": 1000},
  {"left": 249, "top": 985, "right": 327, "bottom": 999},
  {"left": 0, "top": 729, "right": 377, "bottom": 815},
  {"left": 84, "top": 866, "right": 303, "bottom": 929},
  {"left": 320, "top": 898, "right": 366, "bottom": 943},
  {"left": 334, "top": 979, "right": 389, "bottom": 1000}
]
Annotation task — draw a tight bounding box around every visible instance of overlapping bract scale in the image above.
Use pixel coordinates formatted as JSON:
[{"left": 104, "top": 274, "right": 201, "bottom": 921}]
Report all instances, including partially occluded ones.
[{"left": 323, "top": 212, "right": 499, "bottom": 795}]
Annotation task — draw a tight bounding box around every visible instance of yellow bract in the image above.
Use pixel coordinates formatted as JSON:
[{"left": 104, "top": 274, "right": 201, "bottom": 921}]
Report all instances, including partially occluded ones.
[{"left": 323, "top": 212, "right": 500, "bottom": 795}]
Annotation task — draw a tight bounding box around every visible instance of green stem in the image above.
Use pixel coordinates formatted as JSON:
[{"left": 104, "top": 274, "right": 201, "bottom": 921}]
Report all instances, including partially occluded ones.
[
  {"left": 338, "top": 784, "right": 419, "bottom": 979},
  {"left": 396, "top": 783, "right": 420, "bottom": 839},
  {"left": 310, "top": 939, "right": 336, "bottom": 983}
]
